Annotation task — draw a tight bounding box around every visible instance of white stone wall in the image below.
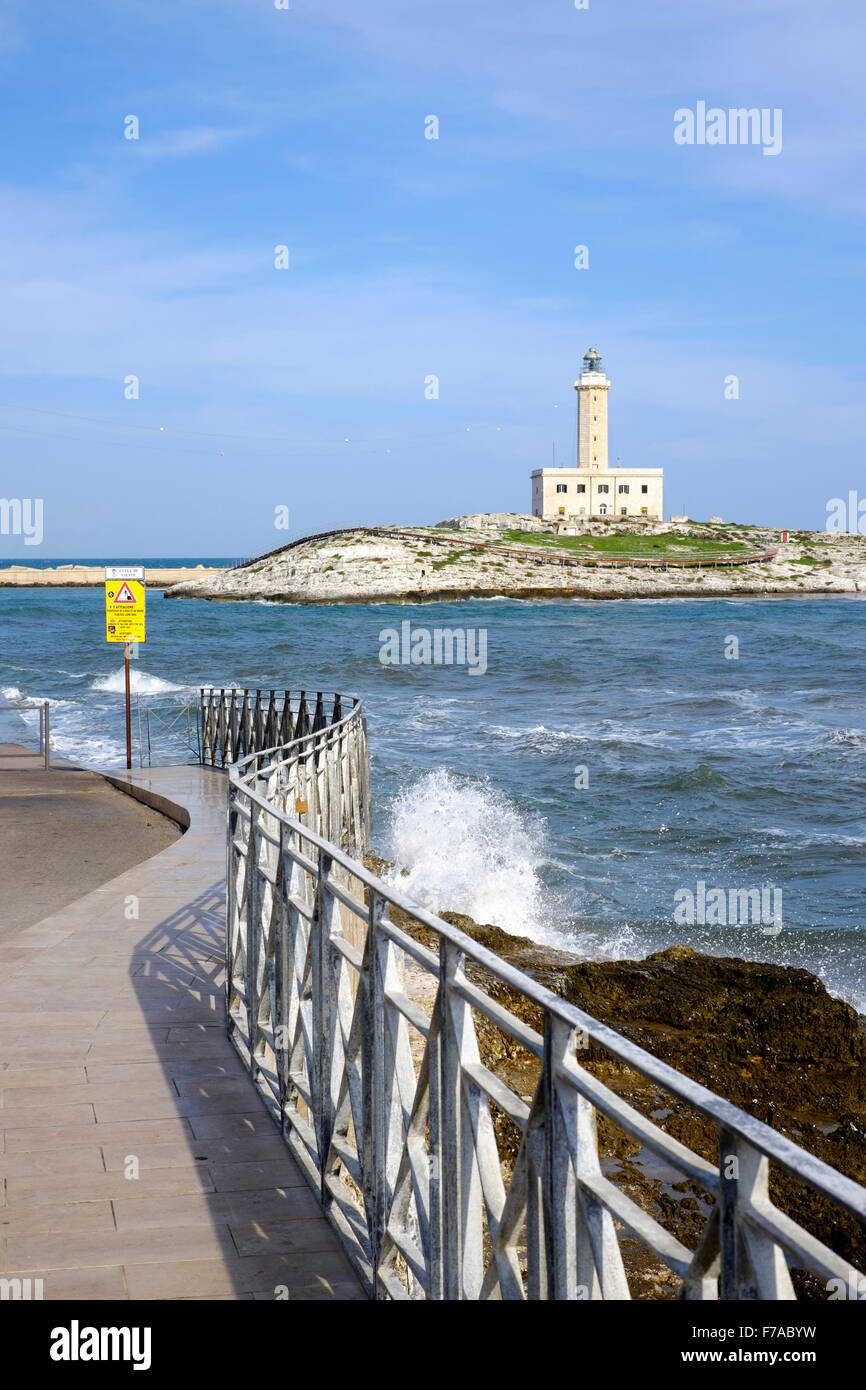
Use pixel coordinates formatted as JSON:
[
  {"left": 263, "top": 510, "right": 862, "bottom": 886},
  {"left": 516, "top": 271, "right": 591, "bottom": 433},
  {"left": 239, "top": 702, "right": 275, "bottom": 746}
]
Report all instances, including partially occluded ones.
[{"left": 531, "top": 468, "right": 664, "bottom": 520}]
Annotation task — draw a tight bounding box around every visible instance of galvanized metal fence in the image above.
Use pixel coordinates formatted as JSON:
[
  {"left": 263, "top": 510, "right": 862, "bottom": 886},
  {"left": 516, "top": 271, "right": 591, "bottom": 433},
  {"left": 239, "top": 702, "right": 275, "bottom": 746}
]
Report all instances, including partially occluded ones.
[
  {"left": 201, "top": 686, "right": 349, "bottom": 768},
  {"left": 135, "top": 697, "right": 202, "bottom": 766},
  {"left": 224, "top": 697, "right": 866, "bottom": 1301},
  {"left": 0, "top": 699, "right": 51, "bottom": 769}
]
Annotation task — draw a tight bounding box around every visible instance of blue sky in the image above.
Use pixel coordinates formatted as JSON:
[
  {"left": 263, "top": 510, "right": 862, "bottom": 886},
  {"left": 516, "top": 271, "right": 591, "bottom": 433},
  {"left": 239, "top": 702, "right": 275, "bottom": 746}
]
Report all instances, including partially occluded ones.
[{"left": 0, "top": 0, "right": 863, "bottom": 555}]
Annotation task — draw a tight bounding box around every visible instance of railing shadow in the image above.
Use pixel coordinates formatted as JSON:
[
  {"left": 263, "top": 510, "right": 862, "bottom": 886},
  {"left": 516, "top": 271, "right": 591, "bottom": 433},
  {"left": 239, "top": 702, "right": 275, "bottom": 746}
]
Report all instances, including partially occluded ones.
[{"left": 127, "top": 877, "right": 359, "bottom": 1300}]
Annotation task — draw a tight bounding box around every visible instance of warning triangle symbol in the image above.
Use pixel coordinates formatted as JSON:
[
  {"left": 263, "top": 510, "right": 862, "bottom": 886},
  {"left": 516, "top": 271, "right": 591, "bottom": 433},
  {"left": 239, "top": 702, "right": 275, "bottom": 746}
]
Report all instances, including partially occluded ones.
[{"left": 113, "top": 581, "right": 137, "bottom": 603}]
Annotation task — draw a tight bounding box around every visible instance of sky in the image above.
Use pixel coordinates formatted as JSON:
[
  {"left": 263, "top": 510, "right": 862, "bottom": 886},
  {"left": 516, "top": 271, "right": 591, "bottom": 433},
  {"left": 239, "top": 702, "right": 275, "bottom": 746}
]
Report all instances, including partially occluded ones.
[{"left": 0, "top": 0, "right": 863, "bottom": 555}]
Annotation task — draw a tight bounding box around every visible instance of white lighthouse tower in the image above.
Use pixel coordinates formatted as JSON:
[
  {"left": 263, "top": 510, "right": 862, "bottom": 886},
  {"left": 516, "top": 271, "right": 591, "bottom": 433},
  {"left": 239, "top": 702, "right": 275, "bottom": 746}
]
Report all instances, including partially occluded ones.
[{"left": 530, "top": 349, "right": 664, "bottom": 524}]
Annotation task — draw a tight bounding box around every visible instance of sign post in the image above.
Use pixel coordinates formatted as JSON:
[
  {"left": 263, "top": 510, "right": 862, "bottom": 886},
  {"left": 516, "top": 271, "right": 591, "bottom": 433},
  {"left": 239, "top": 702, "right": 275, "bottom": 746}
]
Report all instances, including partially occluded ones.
[
  {"left": 105, "top": 566, "right": 146, "bottom": 769},
  {"left": 124, "top": 640, "right": 132, "bottom": 772}
]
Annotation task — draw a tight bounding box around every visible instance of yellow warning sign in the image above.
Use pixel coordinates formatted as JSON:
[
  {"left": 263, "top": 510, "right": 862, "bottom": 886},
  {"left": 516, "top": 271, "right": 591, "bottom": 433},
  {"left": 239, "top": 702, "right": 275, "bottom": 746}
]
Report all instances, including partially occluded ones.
[{"left": 105, "top": 566, "right": 146, "bottom": 643}]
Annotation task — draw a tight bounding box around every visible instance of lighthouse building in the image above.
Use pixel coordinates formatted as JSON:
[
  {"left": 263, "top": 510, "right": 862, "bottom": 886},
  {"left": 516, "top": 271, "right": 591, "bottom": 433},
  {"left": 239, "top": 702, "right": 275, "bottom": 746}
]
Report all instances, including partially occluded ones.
[{"left": 531, "top": 350, "right": 663, "bottom": 523}]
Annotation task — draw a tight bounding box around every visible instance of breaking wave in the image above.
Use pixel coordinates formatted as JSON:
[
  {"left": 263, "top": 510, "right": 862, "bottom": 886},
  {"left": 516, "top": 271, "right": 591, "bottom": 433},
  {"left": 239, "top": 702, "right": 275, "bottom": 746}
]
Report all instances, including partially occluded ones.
[
  {"left": 383, "top": 769, "right": 558, "bottom": 941},
  {"left": 91, "top": 670, "right": 185, "bottom": 695}
]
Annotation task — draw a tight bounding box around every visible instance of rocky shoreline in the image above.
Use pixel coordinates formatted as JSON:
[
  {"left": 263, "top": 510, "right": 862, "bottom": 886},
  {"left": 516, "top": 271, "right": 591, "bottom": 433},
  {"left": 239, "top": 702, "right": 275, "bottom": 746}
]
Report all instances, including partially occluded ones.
[
  {"left": 165, "top": 516, "right": 866, "bottom": 604},
  {"left": 370, "top": 862, "right": 866, "bottom": 1297}
]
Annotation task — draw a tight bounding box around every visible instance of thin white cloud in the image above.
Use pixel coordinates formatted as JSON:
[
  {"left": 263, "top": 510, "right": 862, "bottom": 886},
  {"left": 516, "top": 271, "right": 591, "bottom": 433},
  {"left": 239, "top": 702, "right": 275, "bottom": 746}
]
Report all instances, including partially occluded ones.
[{"left": 133, "top": 126, "right": 247, "bottom": 159}]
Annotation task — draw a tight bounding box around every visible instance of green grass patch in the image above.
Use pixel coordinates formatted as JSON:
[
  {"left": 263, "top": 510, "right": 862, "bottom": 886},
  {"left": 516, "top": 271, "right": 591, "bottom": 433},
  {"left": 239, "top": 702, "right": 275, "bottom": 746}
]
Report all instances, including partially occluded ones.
[
  {"left": 431, "top": 549, "right": 475, "bottom": 569},
  {"left": 500, "top": 529, "right": 749, "bottom": 559}
]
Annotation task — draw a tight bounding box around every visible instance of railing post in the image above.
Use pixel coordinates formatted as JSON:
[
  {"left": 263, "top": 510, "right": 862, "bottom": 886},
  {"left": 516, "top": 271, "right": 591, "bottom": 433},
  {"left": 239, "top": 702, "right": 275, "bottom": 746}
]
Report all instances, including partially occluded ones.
[
  {"left": 313, "top": 691, "right": 326, "bottom": 732},
  {"left": 295, "top": 691, "right": 309, "bottom": 739},
  {"left": 227, "top": 689, "right": 238, "bottom": 763},
  {"left": 361, "top": 890, "right": 385, "bottom": 1294},
  {"left": 218, "top": 688, "right": 227, "bottom": 767},
  {"left": 280, "top": 690, "right": 294, "bottom": 745},
  {"left": 246, "top": 803, "right": 263, "bottom": 1081},
  {"left": 427, "top": 946, "right": 445, "bottom": 1301},
  {"left": 311, "top": 847, "right": 335, "bottom": 1204},
  {"left": 543, "top": 1017, "right": 580, "bottom": 1299},
  {"left": 439, "top": 940, "right": 484, "bottom": 1299},
  {"left": 719, "top": 1126, "right": 743, "bottom": 1299},
  {"left": 225, "top": 781, "right": 238, "bottom": 1025},
  {"left": 439, "top": 940, "right": 463, "bottom": 1299},
  {"left": 199, "top": 689, "right": 207, "bottom": 764},
  {"left": 253, "top": 689, "right": 263, "bottom": 750},
  {"left": 719, "top": 1130, "right": 795, "bottom": 1299}
]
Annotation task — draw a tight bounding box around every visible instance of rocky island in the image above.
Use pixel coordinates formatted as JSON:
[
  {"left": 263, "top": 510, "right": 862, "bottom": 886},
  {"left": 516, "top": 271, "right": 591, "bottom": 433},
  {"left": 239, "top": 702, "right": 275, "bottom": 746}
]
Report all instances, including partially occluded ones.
[{"left": 165, "top": 515, "right": 866, "bottom": 605}]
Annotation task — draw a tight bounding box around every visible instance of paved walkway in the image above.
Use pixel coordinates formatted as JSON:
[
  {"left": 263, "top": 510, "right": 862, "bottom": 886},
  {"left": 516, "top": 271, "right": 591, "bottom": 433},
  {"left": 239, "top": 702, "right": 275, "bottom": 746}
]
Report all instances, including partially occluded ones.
[
  {"left": 0, "top": 745, "right": 180, "bottom": 936},
  {"left": 0, "top": 759, "right": 364, "bottom": 1300}
]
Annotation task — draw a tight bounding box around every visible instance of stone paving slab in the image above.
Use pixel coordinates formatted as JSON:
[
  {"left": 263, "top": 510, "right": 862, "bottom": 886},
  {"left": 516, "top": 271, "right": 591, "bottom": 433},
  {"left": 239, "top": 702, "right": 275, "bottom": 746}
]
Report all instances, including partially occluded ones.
[{"left": 0, "top": 759, "right": 365, "bottom": 1302}]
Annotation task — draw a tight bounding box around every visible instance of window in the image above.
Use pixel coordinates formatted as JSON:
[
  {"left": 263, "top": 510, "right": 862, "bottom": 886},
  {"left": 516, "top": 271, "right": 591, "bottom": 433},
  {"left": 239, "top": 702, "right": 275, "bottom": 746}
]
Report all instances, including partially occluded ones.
[
  {"left": 556, "top": 483, "right": 567, "bottom": 493},
  {"left": 576, "top": 484, "right": 586, "bottom": 494},
  {"left": 620, "top": 507, "right": 628, "bottom": 516},
  {"left": 598, "top": 484, "right": 609, "bottom": 494},
  {"left": 641, "top": 484, "right": 648, "bottom": 494},
  {"left": 618, "top": 484, "right": 630, "bottom": 494},
  {"left": 599, "top": 504, "right": 607, "bottom": 516}
]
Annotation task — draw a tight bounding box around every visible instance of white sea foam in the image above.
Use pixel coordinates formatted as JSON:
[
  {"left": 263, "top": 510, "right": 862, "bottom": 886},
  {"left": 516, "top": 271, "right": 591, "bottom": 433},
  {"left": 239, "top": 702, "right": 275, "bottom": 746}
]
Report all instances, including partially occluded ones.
[
  {"left": 91, "top": 670, "right": 185, "bottom": 695},
  {"left": 489, "top": 721, "right": 672, "bottom": 752},
  {"left": 48, "top": 730, "right": 128, "bottom": 766},
  {"left": 820, "top": 727, "right": 866, "bottom": 748},
  {"left": 383, "top": 769, "right": 558, "bottom": 941},
  {"left": 1, "top": 685, "right": 70, "bottom": 708}
]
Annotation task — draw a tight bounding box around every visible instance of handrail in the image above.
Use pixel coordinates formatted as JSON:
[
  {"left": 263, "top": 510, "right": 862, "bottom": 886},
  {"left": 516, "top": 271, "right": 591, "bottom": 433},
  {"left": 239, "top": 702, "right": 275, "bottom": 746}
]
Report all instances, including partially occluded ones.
[
  {"left": 0, "top": 700, "right": 51, "bottom": 770},
  {"left": 224, "top": 699, "right": 866, "bottom": 1301}
]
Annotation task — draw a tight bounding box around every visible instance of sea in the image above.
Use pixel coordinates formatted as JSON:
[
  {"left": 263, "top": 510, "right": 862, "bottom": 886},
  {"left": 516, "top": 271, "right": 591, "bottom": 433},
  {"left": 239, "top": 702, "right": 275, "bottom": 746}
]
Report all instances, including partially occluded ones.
[{"left": 1, "top": 567, "right": 864, "bottom": 1011}]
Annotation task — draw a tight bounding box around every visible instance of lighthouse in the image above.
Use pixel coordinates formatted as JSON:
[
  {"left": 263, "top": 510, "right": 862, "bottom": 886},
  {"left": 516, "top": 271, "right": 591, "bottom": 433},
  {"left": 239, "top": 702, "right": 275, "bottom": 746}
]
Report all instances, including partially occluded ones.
[{"left": 530, "top": 349, "right": 664, "bottom": 524}]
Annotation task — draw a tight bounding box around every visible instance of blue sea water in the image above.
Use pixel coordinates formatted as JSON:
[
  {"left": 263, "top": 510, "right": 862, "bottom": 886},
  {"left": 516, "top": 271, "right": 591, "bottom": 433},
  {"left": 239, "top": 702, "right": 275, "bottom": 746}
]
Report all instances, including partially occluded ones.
[{"left": 1, "top": 582, "right": 864, "bottom": 1009}]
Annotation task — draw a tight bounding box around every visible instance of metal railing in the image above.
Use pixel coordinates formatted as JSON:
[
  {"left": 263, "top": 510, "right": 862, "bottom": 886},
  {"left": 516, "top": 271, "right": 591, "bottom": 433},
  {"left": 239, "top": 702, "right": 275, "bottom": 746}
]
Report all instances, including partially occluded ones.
[
  {"left": 0, "top": 700, "right": 51, "bottom": 769},
  {"left": 225, "top": 703, "right": 866, "bottom": 1301},
  {"left": 201, "top": 687, "right": 352, "bottom": 768},
  {"left": 135, "top": 697, "right": 202, "bottom": 767}
]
